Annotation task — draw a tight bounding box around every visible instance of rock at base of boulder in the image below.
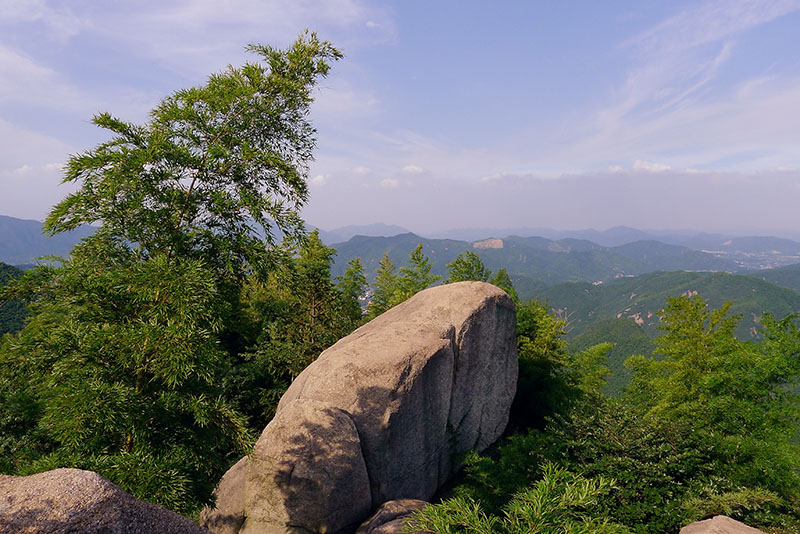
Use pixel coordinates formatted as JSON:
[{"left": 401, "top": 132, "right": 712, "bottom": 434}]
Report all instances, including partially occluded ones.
[
  {"left": 241, "top": 399, "right": 371, "bottom": 534},
  {"left": 680, "top": 515, "right": 766, "bottom": 534},
  {"left": 200, "top": 456, "right": 248, "bottom": 534},
  {"left": 0, "top": 468, "right": 209, "bottom": 534},
  {"left": 355, "top": 500, "right": 428, "bottom": 534}
]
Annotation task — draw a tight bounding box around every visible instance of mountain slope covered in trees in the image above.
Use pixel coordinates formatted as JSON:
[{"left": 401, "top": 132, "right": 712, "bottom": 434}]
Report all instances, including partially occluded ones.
[
  {"left": 330, "top": 233, "right": 738, "bottom": 294},
  {"left": 751, "top": 263, "right": 800, "bottom": 293},
  {"left": 535, "top": 270, "right": 800, "bottom": 340},
  {"left": 0, "top": 215, "right": 96, "bottom": 265}
]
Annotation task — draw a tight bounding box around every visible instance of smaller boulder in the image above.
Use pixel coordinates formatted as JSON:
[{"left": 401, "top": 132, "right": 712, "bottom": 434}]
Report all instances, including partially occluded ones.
[
  {"left": 0, "top": 468, "right": 209, "bottom": 534},
  {"left": 680, "top": 515, "right": 766, "bottom": 534},
  {"left": 242, "top": 399, "right": 371, "bottom": 534},
  {"left": 200, "top": 456, "right": 247, "bottom": 534},
  {"left": 355, "top": 500, "right": 428, "bottom": 534}
]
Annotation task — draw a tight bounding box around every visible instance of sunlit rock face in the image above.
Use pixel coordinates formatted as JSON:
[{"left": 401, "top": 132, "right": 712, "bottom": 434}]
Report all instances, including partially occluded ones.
[
  {"left": 0, "top": 468, "right": 211, "bottom": 534},
  {"left": 680, "top": 515, "right": 766, "bottom": 534},
  {"left": 206, "top": 281, "right": 518, "bottom": 534}
]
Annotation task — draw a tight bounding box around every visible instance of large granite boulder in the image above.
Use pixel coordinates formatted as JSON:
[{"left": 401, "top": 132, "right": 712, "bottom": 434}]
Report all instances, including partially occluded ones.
[
  {"left": 680, "top": 515, "right": 766, "bottom": 534},
  {"left": 0, "top": 468, "right": 209, "bottom": 534},
  {"left": 207, "top": 281, "right": 517, "bottom": 534}
]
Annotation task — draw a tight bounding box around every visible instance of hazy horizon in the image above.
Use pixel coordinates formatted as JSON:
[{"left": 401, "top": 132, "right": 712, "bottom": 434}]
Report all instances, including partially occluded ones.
[
  {"left": 6, "top": 212, "right": 800, "bottom": 243},
  {"left": 1, "top": 1, "right": 799, "bottom": 234}
]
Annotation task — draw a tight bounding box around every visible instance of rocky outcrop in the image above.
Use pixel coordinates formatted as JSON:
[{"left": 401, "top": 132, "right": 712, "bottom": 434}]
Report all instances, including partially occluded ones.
[
  {"left": 206, "top": 281, "right": 517, "bottom": 534},
  {"left": 0, "top": 468, "right": 209, "bottom": 534},
  {"left": 243, "top": 400, "right": 372, "bottom": 534},
  {"left": 680, "top": 515, "right": 766, "bottom": 534},
  {"left": 200, "top": 457, "right": 248, "bottom": 534},
  {"left": 355, "top": 500, "right": 427, "bottom": 534}
]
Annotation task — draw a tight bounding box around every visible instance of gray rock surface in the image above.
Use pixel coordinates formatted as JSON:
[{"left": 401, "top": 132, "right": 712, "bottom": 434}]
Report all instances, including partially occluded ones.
[
  {"left": 0, "top": 468, "right": 209, "bottom": 534},
  {"left": 241, "top": 400, "right": 371, "bottom": 534},
  {"left": 355, "top": 499, "right": 428, "bottom": 534},
  {"left": 680, "top": 515, "right": 766, "bottom": 534},
  {"left": 224, "top": 281, "right": 516, "bottom": 534},
  {"left": 200, "top": 457, "right": 248, "bottom": 534},
  {"left": 277, "top": 281, "right": 517, "bottom": 503}
]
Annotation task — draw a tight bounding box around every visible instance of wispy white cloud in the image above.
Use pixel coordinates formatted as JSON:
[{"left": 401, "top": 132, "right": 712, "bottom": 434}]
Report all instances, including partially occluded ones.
[
  {"left": 310, "top": 174, "right": 329, "bottom": 186},
  {"left": 0, "top": 44, "right": 89, "bottom": 112},
  {"left": 402, "top": 165, "right": 424, "bottom": 174},
  {"left": 516, "top": 0, "right": 800, "bottom": 173},
  {"left": 626, "top": 0, "right": 800, "bottom": 56},
  {"left": 313, "top": 79, "right": 382, "bottom": 126},
  {"left": 351, "top": 166, "right": 371, "bottom": 175},
  {"left": 0, "top": 0, "right": 87, "bottom": 40},
  {"left": 0, "top": 119, "right": 72, "bottom": 171},
  {"left": 83, "top": 0, "right": 395, "bottom": 75},
  {"left": 632, "top": 160, "right": 672, "bottom": 173}
]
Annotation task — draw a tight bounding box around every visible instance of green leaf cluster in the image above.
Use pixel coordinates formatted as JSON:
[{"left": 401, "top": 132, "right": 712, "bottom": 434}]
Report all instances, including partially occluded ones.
[
  {"left": 0, "top": 262, "right": 26, "bottom": 336},
  {"left": 404, "top": 463, "right": 630, "bottom": 534},
  {"left": 367, "top": 243, "right": 441, "bottom": 317},
  {"left": 625, "top": 296, "right": 800, "bottom": 505},
  {"left": 45, "top": 32, "right": 341, "bottom": 283},
  {"left": 446, "top": 250, "right": 492, "bottom": 283},
  {"left": 224, "top": 230, "right": 366, "bottom": 423}
]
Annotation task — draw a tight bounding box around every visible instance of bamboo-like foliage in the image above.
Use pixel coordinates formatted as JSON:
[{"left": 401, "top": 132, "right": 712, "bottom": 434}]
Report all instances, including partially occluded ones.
[
  {"left": 45, "top": 32, "right": 341, "bottom": 283},
  {"left": 403, "top": 463, "right": 630, "bottom": 534}
]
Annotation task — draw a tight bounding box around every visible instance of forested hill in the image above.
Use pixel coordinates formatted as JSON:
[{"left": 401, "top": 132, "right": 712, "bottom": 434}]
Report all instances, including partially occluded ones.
[
  {"left": 0, "top": 215, "right": 95, "bottom": 265},
  {"left": 534, "top": 270, "right": 800, "bottom": 395},
  {"left": 330, "top": 233, "right": 738, "bottom": 293},
  {"left": 748, "top": 263, "right": 800, "bottom": 293},
  {"left": 535, "top": 270, "right": 800, "bottom": 341},
  {"left": 0, "top": 262, "right": 22, "bottom": 286}
]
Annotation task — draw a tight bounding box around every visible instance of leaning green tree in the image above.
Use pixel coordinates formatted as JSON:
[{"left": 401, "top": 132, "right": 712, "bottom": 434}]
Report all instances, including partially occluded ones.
[
  {"left": 47, "top": 32, "right": 341, "bottom": 281},
  {"left": 0, "top": 33, "right": 341, "bottom": 514}
]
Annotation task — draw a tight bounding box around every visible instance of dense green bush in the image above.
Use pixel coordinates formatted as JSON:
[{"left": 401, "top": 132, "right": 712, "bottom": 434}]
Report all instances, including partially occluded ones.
[
  {"left": 420, "top": 296, "right": 800, "bottom": 533},
  {"left": 405, "top": 463, "right": 630, "bottom": 534}
]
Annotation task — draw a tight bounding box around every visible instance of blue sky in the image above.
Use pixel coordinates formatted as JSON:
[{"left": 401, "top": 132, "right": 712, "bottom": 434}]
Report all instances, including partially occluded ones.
[{"left": 1, "top": 0, "right": 800, "bottom": 234}]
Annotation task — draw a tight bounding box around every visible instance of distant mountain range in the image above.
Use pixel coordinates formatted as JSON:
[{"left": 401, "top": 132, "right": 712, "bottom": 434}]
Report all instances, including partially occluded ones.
[
  {"left": 534, "top": 270, "right": 800, "bottom": 340},
  {"left": 328, "top": 232, "right": 740, "bottom": 294},
  {"left": 316, "top": 223, "right": 411, "bottom": 245},
  {"left": 746, "top": 263, "right": 800, "bottom": 293},
  {"left": 0, "top": 215, "right": 95, "bottom": 266},
  {"left": 317, "top": 223, "right": 800, "bottom": 270},
  {"left": 4, "top": 213, "right": 800, "bottom": 278}
]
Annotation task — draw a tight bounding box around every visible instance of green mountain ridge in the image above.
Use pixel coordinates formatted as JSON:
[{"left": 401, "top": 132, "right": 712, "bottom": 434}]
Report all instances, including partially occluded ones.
[
  {"left": 535, "top": 270, "right": 800, "bottom": 340},
  {"left": 748, "top": 262, "right": 800, "bottom": 293},
  {"left": 532, "top": 271, "right": 800, "bottom": 394},
  {"left": 0, "top": 215, "right": 96, "bottom": 265},
  {"left": 330, "top": 233, "right": 738, "bottom": 294}
]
